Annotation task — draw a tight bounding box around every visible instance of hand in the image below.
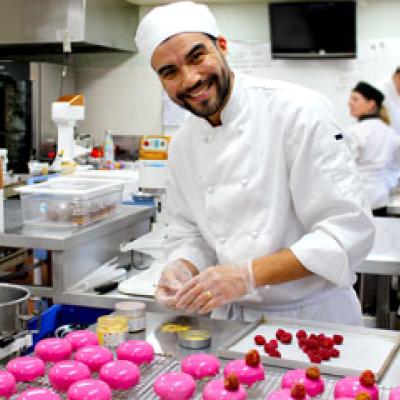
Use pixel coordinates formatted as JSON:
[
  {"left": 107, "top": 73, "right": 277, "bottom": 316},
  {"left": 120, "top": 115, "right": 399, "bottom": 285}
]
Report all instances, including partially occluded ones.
[
  {"left": 155, "top": 259, "right": 194, "bottom": 308},
  {"left": 175, "top": 262, "right": 255, "bottom": 314}
]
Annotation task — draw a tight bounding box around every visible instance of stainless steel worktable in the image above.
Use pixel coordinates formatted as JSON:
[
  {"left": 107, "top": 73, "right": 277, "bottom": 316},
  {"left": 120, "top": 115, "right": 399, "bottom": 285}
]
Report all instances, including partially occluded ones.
[{"left": 0, "top": 204, "right": 155, "bottom": 302}]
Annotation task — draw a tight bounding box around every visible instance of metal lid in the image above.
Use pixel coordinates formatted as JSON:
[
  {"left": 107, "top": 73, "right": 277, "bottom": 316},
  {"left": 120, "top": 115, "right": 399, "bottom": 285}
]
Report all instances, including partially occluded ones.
[{"left": 114, "top": 301, "right": 146, "bottom": 317}]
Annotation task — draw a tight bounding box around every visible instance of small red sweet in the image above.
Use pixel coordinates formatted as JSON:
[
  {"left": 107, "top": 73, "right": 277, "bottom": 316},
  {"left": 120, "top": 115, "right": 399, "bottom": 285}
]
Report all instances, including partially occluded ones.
[
  {"left": 224, "top": 373, "right": 240, "bottom": 391},
  {"left": 280, "top": 332, "right": 292, "bottom": 344},
  {"left": 333, "top": 334, "right": 344, "bottom": 345},
  {"left": 245, "top": 349, "right": 260, "bottom": 367},
  {"left": 319, "top": 348, "right": 331, "bottom": 361},
  {"left": 306, "top": 338, "right": 319, "bottom": 350},
  {"left": 329, "top": 348, "right": 340, "bottom": 358},
  {"left": 291, "top": 383, "right": 307, "bottom": 399},
  {"left": 359, "top": 370, "right": 375, "bottom": 387},
  {"left": 298, "top": 338, "right": 307, "bottom": 347},
  {"left": 309, "top": 353, "right": 322, "bottom": 363},
  {"left": 317, "top": 334, "right": 326, "bottom": 343},
  {"left": 309, "top": 333, "right": 318, "bottom": 341},
  {"left": 254, "top": 335, "right": 266, "bottom": 346},
  {"left": 296, "top": 330, "right": 307, "bottom": 339},
  {"left": 269, "top": 339, "right": 278, "bottom": 349},
  {"left": 269, "top": 349, "right": 281, "bottom": 358},
  {"left": 321, "top": 338, "right": 334, "bottom": 349},
  {"left": 276, "top": 329, "right": 285, "bottom": 339}
]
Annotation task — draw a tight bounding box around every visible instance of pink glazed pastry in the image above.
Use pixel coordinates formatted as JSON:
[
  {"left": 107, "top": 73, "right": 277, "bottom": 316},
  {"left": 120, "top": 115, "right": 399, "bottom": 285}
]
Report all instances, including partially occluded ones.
[
  {"left": 67, "top": 379, "right": 112, "bottom": 400},
  {"left": 181, "top": 353, "right": 220, "bottom": 380},
  {"left": 65, "top": 330, "right": 99, "bottom": 351},
  {"left": 99, "top": 360, "right": 140, "bottom": 390},
  {"left": 74, "top": 345, "right": 113, "bottom": 372},
  {"left": 0, "top": 370, "right": 16, "bottom": 398},
  {"left": 390, "top": 386, "right": 400, "bottom": 400},
  {"left": 154, "top": 372, "right": 196, "bottom": 400},
  {"left": 48, "top": 360, "right": 91, "bottom": 391},
  {"left": 281, "top": 367, "right": 325, "bottom": 397},
  {"left": 6, "top": 356, "right": 45, "bottom": 382},
  {"left": 116, "top": 339, "right": 155, "bottom": 365},
  {"left": 35, "top": 338, "right": 72, "bottom": 363},
  {"left": 224, "top": 350, "right": 265, "bottom": 387},
  {"left": 268, "top": 384, "right": 310, "bottom": 400},
  {"left": 16, "top": 388, "right": 61, "bottom": 400},
  {"left": 334, "top": 371, "right": 378, "bottom": 400},
  {"left": 203, "top": 374, "right": 247, "bottom": 400}
]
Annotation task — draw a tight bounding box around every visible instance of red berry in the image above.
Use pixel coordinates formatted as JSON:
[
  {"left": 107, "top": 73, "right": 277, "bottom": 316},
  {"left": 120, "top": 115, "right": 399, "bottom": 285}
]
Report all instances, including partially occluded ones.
[
  {"left": 306, "top": 366, "right": 321, "bottom": 380},
  {"left": 317, "top": 334, "right": 326, "bottom": 343},
  {"left": 309, "top": 353, "right": 322, "bottom": 363},
  {"left": 269, "top": 349, "right": 281, "bottom": 358},
  {"left": 269, "top": 339, "right": 278, "bottom": 349},
  {"left": 245, "top": 349, "right": 260, "bottom": 367},
  {"left": 330, "top": 348, "right": 340, "bottom": 358},
  {"left": 359, "top": 370, "right": 375, "bottom": 387},
  {"left": 296, "top": 330, "right": 307, "bottom": 339},
  {"left": 306, "top": 338, "right": 319, "bottom": 350},
  {"left": 254, "top": 335, "right": 266, "bottom": 346},
  {"left": 291, "top": 383, "right": 307, "bottom": 399},
  {"left": 319, "top": 348, "right": 331, "bottom": 361},
  {"left": 298, "top": 338, "right": 307, "bottom": 347},
  {"left": 309, "top": 333, "right": 318, "bottom": 341},
  {"left": 321, "top": 338, "right": 334, "bottom": 349},
  {"left": 333, "top": 334, "right": 344, "bottom": 345},
  {"left": 276, "top": 329, "right": 285, "bottom": 339}
]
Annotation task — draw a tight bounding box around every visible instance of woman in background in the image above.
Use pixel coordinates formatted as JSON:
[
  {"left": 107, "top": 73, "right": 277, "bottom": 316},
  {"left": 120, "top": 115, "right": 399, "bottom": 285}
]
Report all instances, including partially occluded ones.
[{"left": 347, "top": 81, "right": 400, "bottom": 216}]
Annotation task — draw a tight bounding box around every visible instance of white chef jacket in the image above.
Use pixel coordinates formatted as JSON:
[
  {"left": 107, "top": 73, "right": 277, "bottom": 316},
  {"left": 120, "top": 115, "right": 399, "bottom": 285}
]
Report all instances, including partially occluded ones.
[
  {"left": 164, "top": 72, "right": 375, "bottom": 325},
  {"left": 346, "top": 117, "right": 400, "bottom": 210},
  {"left": 382, "top": 79, "right": 400, "bottom": 135}
]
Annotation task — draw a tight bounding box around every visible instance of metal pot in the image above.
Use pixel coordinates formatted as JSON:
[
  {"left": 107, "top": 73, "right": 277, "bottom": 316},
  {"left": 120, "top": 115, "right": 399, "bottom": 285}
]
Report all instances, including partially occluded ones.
[{"left": 0, "top": 283, "right": 30, "bottom": 337}]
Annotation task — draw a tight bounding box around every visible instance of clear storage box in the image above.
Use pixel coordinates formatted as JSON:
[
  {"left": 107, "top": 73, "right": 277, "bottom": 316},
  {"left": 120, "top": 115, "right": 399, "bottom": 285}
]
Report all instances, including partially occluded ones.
[{"left": 16, "top": 177, "right": 123, "bottom": 229}]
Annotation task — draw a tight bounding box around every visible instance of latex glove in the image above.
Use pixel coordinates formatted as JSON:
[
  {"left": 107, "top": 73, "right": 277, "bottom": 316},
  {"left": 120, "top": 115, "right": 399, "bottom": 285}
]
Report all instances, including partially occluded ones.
[
  {"left": 155, "top": 259, "right": 194, "bottom": 308},
  {"left": 175, "top": 261, "right": 256, "bottom": 314}
]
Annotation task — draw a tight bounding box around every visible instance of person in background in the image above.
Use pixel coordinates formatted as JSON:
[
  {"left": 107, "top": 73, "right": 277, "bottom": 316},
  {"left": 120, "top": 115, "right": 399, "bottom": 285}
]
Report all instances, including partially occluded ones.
[
  {"left": 135, "top": 1, "right": 374, "bottom": 325},
  {"left": 347, "top": 81, "right": 400, "bottom": 217},
  {"left": 380, "top": 67, "right": 400, "bottom": 135}
]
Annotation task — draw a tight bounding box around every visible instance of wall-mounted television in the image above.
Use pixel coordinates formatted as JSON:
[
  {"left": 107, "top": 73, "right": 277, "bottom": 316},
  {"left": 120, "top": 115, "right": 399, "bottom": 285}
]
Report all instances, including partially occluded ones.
[{"left": 268, "top": 1, "right": 356, "bottom": 59}]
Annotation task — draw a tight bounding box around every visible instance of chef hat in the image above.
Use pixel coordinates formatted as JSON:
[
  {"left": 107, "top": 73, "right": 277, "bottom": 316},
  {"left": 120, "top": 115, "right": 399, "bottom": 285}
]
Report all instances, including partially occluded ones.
[
  {"left": 353, "top": 81, "right": 385, "bottom": 107},
  {"left": 135, "top": 1, "right": 220, "bottom": 64}
]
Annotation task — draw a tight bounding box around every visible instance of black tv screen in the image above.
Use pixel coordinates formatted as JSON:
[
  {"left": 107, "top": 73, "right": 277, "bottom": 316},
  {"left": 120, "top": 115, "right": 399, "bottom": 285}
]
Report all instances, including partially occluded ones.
[{"left": 269, "top": 1, "right": 356, "bottom": 59}]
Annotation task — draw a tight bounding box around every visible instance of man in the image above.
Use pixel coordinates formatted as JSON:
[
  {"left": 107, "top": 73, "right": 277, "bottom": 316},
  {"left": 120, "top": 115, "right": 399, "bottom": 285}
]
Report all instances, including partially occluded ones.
[
  {"left": 381, "top": 66, "right": 400, "bottom": 135},
  {"left": 135, "top": 1, "right": 375, "bottom": 324}
]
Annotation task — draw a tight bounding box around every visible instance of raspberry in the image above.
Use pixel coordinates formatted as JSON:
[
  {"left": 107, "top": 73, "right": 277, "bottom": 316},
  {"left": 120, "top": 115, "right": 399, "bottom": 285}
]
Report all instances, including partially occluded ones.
[
  {"left": 269, "top": 339, "right": 278, "bottom": 349},
  {"left": 306, "top": 338, "right": 319, "bottom": 350},
  {"left": 280, "top": 332, "right": 292, "bottom": 344},
  {"left": 291, "top": 383, "right": 306, "bottom": 399},
  {"left": 321, "top": 338, "right": 334, "bottom": 349},
  {"left": 245, "top": 349, "right": 260, "bottom": 367},
  {"left": 276, "top": 329, "right": 285, "bottom": 339},
  {"left": 269, "top": 349, "right": 281, "bottom": 358},
  {"left": 298, "top": 338, "right": 307, "bottom": 347},
  {"left": 296, "top": 329, "right": 307, "bottom": 339},
  {"left": 359, "top": 370, "right": 375, "bottom": 387},
  {"left": 309, "top": 353, "right": 322, "bottom": 363},
  {"left": 317, "top": 334, "right": 326, "bottom": 343},
  {"left": 330, "top": 348, "right": 340, "bottom": 358},
  {"left": 224, "top": 373, "right": 240, "bottom": 391},
  {"left": 254, "top": 335, "right": 266, "bottom": 346},
  {"left": 355, "top": 393, "right": 372, "bottom": 400},
  {"left": 333, "top": 334, "right": 344, "bottom": 345},
  {"left": 319, "top": 348, "right": 331, "bottom": 361},
  {"left": 309, "top": 333, "right": 318, "bottom": 341},
  {"left": 306, "top": 366, "right": 321, "bottom": 380}
]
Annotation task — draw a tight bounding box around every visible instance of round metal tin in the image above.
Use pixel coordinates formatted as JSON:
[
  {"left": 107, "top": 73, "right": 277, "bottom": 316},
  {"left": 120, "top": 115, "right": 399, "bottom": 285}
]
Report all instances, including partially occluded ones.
[{"left": 178, "top": 329, "right": 211, "bottom": 350}]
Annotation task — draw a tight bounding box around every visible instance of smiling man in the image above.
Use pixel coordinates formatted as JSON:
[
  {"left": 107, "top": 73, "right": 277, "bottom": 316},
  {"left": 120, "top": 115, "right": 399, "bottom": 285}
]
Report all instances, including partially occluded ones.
[{"left": 135, "top": 1, "right": 375, "bottom": 324}]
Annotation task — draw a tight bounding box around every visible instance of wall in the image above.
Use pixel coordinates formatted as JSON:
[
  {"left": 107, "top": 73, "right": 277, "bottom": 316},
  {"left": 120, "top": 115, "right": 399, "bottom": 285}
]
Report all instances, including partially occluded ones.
[{"left": 73, "top": 0, "right": 400, "bottom": 143}]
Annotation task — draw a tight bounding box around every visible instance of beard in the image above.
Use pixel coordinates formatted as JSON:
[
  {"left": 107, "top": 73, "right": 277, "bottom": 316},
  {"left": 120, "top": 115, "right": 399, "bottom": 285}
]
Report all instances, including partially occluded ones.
[{"left": 175, "top": 58, "right": 231, "bottom": 119}]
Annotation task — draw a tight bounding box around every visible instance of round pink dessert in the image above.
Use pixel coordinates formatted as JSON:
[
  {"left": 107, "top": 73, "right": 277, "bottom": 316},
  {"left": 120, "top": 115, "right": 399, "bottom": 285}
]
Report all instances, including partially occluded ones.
[
  {"left": 181, "top": 353, "right": 220, "bottom": 380},
  {"left": 65, "top": 330, "right": 99, "bottom": 351},
  {"left": 390, "top": 386, "right": 400, "bottom": 400},
  {"left": 74, "top": 345, "right": 113, "bottom": 372},
  {"left": 67, "top": 379, "right": 112, "bottom": 400},
  {"left": 281, "top": 369, "right": 325, "bottom": 396},
  {"left": 16, "top": 388, "right": 61, "bottom": 400},
  {"left": 224, "top": 359, "right": 265, "bottom": 387},
  {"left": 267, "top": 388, "right": 310, "bottom": 400},
  {"left": 154, "top": 372, "right": 196, "bottom": 400},
  {"left": 116, "top": 340, "right": 155, "bottom": 365},
  {"left": 99, "top": 360, "right": 140, "bottom": 390},
  {"left": 0, "top": 370, "right": 16, "bottom": 398},
  {"left": 35, "top": 338, "right": 72, "bottom": 363},
  {"left": 203, "top": 378, "right": 247, "bottom": 400},
  {"left": 334, "top": 377, "right": 378, "bottom": 400},
  {"left": 6, "top": 356, "right": 45, "bottom": 382},
  {"left": 48, "top": 360, "right": 91, "bottom": 391}
]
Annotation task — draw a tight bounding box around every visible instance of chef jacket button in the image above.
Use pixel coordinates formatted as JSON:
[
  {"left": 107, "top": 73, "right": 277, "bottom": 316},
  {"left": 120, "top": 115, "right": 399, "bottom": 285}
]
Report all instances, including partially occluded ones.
[
  {"left": 241, "top": 178, "right": 248, "bottom": 187},
  {"left": 207, "top": 186, "right": 214, "bottom": 194},
  {"left": 219, "top": 237, "right": 226, "bottom": 244},
  {"left": 252, "top": 231, "right": 259, "bottom": 238}
]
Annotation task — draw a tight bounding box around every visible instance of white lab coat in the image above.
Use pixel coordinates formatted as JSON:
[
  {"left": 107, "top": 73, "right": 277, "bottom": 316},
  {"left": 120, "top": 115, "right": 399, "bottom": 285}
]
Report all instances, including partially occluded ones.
[
  {"left": 346, "top": 118, "right": 400, "bottom": 210},
  {"left": 381, "top": 79, "right": 400, "bottom": 135},
  {"left": 164, "top": 72, "right": 375, "bottom": 325}
]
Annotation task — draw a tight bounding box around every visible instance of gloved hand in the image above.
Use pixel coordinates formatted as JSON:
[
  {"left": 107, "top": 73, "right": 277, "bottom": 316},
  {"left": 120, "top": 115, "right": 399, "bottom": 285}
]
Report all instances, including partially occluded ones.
[
  {"left": 155, "top": 259, "right": 194, "bottom": 308},
  {"left": 175, "top": 261, "right": 256, "bottom": 314}
]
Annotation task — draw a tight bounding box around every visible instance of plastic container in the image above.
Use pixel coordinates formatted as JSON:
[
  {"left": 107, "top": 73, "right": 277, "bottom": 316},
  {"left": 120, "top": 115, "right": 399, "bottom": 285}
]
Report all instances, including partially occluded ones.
[
  {"left": 16, "top": 177, "right": 123, "bottom": 229},
  {"left": 114, "top": 301, "right": 146, "bottom": 332},
  {"left": 103, "top": 130, "right": 114, "bottom": 163},
  {"left": 96, "top": 315, "right": 128, "bottom": 348}
]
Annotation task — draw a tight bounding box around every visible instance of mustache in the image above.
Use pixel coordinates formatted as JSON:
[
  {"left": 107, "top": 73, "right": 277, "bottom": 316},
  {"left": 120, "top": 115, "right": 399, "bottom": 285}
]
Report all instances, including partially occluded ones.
[{"left": 177, "top": 75, "right": 216, "bottom": 101}]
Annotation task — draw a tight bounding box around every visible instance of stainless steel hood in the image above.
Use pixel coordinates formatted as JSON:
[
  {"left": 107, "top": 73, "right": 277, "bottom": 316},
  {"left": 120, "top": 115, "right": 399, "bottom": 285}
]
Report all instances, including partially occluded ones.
[{"left": 0, "top": 0, "right": 138, "bottom": 59}]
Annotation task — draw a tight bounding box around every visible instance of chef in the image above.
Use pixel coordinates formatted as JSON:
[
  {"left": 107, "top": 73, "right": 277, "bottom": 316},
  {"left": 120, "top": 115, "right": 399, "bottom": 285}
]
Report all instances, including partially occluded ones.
[
  {"left": 381, "top": 67, "right": 400, "bottom": 135},
  {"left": 135, "top": 1, "right": 375, "bottom": 325},
  {"left": 346, "top": 81, "right": 400, "bottom": 216}
]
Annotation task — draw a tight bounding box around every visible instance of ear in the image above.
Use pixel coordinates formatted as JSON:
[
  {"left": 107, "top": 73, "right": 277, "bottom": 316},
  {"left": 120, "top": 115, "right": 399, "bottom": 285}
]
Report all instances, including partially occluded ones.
[{"left": 216, "top": 36, "right": 228, "bottom": 55}]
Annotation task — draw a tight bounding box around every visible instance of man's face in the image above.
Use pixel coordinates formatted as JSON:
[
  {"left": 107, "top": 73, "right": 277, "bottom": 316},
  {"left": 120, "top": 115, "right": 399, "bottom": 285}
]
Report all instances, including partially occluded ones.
[{"left": 151, "top": 32, "right": 232, "bottom": 125}]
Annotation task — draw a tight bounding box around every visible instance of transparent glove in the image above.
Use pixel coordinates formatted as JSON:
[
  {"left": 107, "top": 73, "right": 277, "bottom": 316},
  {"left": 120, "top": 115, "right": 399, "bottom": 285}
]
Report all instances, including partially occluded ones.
[
  {"left": 155, "top": 259, "right": 194, "bottom": 308},
  {"left": 175, "top": 261, "right": 256, "bottom": 314}
]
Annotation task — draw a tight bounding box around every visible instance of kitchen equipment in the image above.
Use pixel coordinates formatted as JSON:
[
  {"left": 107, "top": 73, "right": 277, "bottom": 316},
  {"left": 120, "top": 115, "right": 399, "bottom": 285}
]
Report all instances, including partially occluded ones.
[{"left": 178, "top": 329, "right": 212, "bottom": 350}]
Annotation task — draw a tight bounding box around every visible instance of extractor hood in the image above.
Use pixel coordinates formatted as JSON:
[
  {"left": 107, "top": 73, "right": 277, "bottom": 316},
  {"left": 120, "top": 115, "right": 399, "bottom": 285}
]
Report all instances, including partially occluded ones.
[{"left": 0, "top": 0, "right": 138, "bottom": 59}]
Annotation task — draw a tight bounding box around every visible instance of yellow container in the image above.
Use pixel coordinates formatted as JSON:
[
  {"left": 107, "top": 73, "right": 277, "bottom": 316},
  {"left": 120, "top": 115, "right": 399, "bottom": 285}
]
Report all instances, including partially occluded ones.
[{"left": 96, "top": 315, "right": 128, "bottom": 348}]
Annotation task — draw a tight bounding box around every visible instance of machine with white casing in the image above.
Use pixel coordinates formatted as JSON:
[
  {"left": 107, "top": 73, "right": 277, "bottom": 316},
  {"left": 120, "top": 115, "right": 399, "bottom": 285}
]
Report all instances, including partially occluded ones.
[{"left": 51, "top": 95, "right": 90, "bottom": 172}]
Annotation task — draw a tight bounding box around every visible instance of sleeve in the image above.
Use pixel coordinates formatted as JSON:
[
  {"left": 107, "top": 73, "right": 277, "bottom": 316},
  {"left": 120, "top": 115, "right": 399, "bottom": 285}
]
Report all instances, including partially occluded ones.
[
  {"left": 163, "top": 138, "right": 217, "bottom": 272},
  {"left": 287, "top": 95, "right": 375, "bottom": 287},
  {"left": 344, "top": 126, "right": 363, "bottom": 162}
]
